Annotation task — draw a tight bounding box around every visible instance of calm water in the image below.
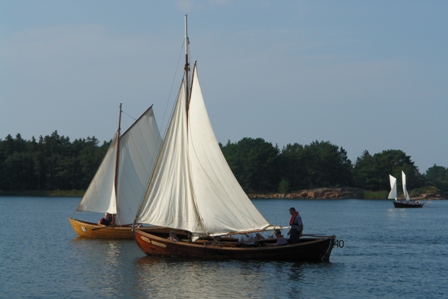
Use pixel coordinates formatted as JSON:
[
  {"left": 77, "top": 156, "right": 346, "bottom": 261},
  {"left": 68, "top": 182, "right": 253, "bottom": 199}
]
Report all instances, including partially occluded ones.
[{"left": 0, "top": 197, "right": 447, "bottom": 299}]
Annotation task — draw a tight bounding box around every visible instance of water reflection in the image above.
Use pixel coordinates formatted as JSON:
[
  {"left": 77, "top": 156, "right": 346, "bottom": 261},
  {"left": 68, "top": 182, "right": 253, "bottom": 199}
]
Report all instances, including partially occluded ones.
[
  {"left": 133, "top": 257, "right": 313, "bottom": 298},
  {"left": 69, "top": 238, "right": 139, "bottom": 298},
  {"left": 287, "top": 262, "right": 304, "bottom": 281}
]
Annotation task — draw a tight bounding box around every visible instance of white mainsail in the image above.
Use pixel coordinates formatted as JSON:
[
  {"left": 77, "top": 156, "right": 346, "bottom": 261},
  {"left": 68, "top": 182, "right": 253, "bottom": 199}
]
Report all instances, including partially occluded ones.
[
  {"left": 402, "top": 171, "right": 411, "bottom": 201},
  {"left": 388, "top": 174, "right": 397, "bottom": 200},
  {"left": 76, "top": 106, "right": 162, "bottom": 225},
  {"left": 135, "top": 65, "right": 272, "bottom": 238}
]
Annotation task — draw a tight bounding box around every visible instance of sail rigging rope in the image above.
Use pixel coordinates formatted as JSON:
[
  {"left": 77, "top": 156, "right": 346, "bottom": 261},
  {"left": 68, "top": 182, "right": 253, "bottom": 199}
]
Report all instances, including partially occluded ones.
[
  {"left": 120, "top": 109, "right": 137, "bottom": 122},
  {"left": 160, "top": 40, "right": 186, "bottom": 140}
]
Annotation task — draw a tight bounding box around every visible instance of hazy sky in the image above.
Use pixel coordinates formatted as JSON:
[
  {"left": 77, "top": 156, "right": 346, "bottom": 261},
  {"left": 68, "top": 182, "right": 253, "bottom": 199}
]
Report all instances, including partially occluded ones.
[{"left": 2, "top": 1, "right": 447, "bottom": 172}]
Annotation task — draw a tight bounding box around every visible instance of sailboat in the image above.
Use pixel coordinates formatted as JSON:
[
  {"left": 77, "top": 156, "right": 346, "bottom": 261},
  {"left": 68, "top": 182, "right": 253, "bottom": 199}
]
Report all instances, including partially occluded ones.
[
  {"left": 392, "top": 171, "right": 424, "bottom": 208},
  {"left": 133, "top": 16, "right": 336, "bottom": 262},
  {"left": 69, "top": 104, "right": 163, "bottom": 238}
]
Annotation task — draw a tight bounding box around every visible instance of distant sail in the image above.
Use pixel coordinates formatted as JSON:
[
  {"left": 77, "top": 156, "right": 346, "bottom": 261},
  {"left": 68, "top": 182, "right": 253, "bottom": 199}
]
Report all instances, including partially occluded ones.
[
  {"left": 402, "top": 171, "right": 411, "bottom": 201},
  {"left": 388, "top": 174, "right": 397, "bottom": 200}
]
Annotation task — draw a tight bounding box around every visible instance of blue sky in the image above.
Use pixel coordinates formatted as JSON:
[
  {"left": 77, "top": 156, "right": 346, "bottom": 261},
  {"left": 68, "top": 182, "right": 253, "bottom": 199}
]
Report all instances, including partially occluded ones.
[{"left": 1, "top": 0, "right": 447, "bottom": 172}]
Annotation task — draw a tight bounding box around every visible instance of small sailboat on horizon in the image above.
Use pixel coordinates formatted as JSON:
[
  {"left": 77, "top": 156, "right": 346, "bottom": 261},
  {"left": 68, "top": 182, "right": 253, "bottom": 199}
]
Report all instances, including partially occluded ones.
[{"left": 390, "top": 171, "right": 424, "bottom": 208}]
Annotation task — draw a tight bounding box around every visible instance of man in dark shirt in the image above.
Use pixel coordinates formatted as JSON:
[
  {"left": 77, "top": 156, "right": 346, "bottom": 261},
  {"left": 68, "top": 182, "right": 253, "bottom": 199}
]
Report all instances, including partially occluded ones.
[{"left": 288, "top": 207, "right": 303, "bottom": 244}]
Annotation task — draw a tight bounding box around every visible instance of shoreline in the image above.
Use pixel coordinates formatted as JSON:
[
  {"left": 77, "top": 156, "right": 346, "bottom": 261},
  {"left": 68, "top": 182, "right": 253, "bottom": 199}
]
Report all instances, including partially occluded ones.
[
  {"left": 1, "top": 187, "right": 446, "bottom": 200},
  {"left": 249, "top": 187, "right": 447, "bottom": 200}
]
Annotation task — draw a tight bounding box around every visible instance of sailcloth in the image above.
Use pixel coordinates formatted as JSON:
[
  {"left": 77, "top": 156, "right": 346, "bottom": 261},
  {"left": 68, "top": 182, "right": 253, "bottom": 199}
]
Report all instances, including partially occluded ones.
[
  {"left": 388, "top": 174, "right": 397, "bottom": 200},
  {"left": 136, "top": 65, "right": 272, "bottom": 238},
  {"left": 402, "top": 171, "right": 411, "bottom": 201},
  {"left": 76, "top": 107, "right": 162, "bottom": 225},
  {"left": 77, "top": 136, "right": 118, "bottom": 214}
]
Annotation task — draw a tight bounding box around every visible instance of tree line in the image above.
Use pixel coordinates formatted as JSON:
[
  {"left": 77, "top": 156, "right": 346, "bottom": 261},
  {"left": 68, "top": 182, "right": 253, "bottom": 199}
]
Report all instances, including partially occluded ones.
[
  {"left": 1, "top": 132, "right": 447, "bottom": 194},
  {"left": 0, "top": 132, "right": 108, "bottom": 192},
  {"left": 221, "top": 138, "right": 448, "bottom": 194}
]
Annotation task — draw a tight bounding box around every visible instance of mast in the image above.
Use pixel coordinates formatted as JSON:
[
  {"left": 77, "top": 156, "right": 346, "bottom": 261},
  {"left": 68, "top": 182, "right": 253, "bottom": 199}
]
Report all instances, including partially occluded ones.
[
  {"left": 114, "top": 103, "right": 122, "bottom": 196},
  {"left": 184, "top": 14, "right": 190, "bottom": 110}
]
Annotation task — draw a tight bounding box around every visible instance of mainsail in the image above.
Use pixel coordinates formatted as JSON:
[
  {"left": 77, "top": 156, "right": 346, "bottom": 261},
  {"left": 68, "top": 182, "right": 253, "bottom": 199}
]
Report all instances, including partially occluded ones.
[
  {"left": 402, "top": 171, "right": 411, "bottom": 201},
  {"left": 76, "top": 106, "right": 162, "bottom": 225},
  {"left": 135, "top": 65, "right": 272, "bottom": 238},
  {"left": 388, "top": 174, "right": 397, "bottom": 200}
]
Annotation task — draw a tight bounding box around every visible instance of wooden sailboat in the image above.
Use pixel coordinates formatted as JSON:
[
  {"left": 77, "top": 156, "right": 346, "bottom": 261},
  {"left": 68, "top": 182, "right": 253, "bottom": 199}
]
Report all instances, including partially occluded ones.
[
  {"left": 69, "top": 104, "right": 163, "bottom": 238},
  {"left": 392, "top": 171, "right": 424, "bottom": 208},
  {"left": 133, "top": 16, "right": 335, "bottom": 262}
]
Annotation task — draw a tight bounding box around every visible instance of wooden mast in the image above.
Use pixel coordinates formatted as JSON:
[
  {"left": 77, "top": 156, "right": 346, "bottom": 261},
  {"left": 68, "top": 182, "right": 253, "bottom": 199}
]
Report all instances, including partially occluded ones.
[
  {"left": 184, "top": 14, "right": 190, "bottom": 111},
  {"left": 114, "top": 103, "right": 122, "bottom": 198}
]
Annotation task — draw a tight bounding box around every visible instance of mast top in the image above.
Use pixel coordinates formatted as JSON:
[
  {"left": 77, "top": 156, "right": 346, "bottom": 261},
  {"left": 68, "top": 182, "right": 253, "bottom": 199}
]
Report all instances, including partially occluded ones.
[
  {"left": 184, "top": 15, "right": 189, "bottom": 55},
  {"left": 184, "top": 15, "right": 190, "bottom": 72},
  {"left": 117, "top": 103, "right": 122, "bottom": 135},
  {"left": 184, "top": 14, "right": 190, "bottom": 105}
]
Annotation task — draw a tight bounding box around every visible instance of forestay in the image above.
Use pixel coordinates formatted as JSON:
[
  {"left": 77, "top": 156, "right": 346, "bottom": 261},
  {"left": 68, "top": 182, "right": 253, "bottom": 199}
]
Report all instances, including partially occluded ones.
[{"left": 135, "top": 65, "right": 272, "bottom": 238}]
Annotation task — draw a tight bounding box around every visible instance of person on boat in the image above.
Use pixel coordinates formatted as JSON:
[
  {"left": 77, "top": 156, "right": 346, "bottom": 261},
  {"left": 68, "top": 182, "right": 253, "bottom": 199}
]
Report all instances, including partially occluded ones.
[
  {"left": 98, "top": 213, "right": 114, "bottom": 226},
  {"left": 288, "top": 207, "right": 303, "bottom": 244},
  {"left": 167, "top": 230, "right": 179, "bottom": 242},
  {"left": 270, "top": 230, "right": 288, "bottom": 246},
  {"left": 236, "top": 232, "right": 263, "bottom": 247}
]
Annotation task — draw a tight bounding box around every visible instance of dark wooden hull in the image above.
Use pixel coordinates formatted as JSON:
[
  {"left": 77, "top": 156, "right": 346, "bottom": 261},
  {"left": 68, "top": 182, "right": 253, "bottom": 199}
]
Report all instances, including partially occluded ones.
[
  {"left": 393, "top": 201, "right": 424, "bottom": 208},
  {"left": 134, "top": 229, "right": 336, "bottom": 262},
  {"left": 69, "top": 218, "right": 171, "bottom": 239}
]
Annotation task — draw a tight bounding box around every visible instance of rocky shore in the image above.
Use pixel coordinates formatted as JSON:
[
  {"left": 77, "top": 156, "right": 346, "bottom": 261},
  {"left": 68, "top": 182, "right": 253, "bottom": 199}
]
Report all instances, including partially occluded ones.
[{"left": 250, "top": 187, "right": 447, "bottom": 200}]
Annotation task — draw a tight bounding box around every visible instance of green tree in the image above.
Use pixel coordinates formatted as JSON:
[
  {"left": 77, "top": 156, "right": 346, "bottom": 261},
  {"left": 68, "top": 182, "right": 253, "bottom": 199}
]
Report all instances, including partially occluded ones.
[
  {"left": 278, "top": 178, "right": 290, "bottom": 193},
  {"left": 0, "top": 134, "right": 35, "bottom": 190},
  {"left": 221, "top": 138, "right": 280, "bottom": 193},
  {"left": 278, "top": 143, "right": 308, "bottom": 190},
  {"left": 220, "top": 140, "right": 241, "bottom": 181},
  {"left": 425, "top": 164, "right": 448, "bottom": 191},
  {"left": 353, "top": 149, "right": 423, "bottom": 191},
  {"left": 77, "top": 137, "right": 108, "bottom": 189},
  {"left": 353, "top": 150, "right": 376, "bottom": 190},
  {"left": 301, "top": 141, "right": 352, "bottom": 188},
  {"left": 0, "top": 131, "right": 109, "bottom": 192},
  {"left": 277, "top": 141, "right": 352, "bottom": 190}
]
